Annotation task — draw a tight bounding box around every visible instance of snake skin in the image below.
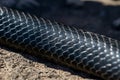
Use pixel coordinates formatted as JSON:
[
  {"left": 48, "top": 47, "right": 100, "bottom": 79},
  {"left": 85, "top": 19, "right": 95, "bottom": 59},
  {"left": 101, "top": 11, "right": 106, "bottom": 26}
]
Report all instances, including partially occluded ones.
[{"left": 0, "top": 6, "right": 120, "bottom": 80}]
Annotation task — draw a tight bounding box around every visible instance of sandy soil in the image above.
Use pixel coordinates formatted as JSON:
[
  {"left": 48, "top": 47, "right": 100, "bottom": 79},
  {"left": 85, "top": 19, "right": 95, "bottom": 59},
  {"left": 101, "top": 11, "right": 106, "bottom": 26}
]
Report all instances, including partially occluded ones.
[{"left": 0, "top": 47, "right": 99, "bottom": 80}]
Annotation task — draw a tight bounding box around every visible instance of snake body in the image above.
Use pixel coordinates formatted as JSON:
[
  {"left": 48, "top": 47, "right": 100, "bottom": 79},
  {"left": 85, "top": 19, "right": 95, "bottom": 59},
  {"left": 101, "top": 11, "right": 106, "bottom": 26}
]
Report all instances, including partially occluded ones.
[{"left": 0, "top": 6, "right": 120, "bottom": 80}]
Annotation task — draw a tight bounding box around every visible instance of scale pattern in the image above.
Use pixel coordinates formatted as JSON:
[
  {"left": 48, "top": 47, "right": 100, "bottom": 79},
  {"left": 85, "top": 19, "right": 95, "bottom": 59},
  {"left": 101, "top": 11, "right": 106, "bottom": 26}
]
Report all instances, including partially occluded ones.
[{"left": 0, "top": 6, "right": 120, "bottom": 80}]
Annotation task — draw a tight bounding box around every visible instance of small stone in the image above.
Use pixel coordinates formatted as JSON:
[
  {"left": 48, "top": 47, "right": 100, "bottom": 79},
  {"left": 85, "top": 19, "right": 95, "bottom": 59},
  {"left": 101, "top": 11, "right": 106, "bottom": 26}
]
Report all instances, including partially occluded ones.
[{"left": 0, "top": 59, "right": 5, "bottom": 68}]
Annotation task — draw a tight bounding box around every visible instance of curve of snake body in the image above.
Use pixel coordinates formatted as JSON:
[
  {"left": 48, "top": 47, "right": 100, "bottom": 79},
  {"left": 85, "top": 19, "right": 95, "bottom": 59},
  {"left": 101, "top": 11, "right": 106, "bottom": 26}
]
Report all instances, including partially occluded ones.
[{"left": 0, "top": 6, "right": 120, "bottom": 80}]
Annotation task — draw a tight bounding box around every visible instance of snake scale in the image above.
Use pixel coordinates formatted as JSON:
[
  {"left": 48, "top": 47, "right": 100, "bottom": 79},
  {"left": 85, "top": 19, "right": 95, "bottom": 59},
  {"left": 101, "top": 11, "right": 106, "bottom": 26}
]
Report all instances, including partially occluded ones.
[{"left": 0, "top": 6, "right": 120, "bottom": 80}]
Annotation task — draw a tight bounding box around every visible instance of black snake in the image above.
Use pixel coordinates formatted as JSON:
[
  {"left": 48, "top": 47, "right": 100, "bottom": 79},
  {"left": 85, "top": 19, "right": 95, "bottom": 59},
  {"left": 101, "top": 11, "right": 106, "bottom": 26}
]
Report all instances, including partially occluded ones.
[{"left": 0, "top": 6, "right": 120, "bottom": 80}]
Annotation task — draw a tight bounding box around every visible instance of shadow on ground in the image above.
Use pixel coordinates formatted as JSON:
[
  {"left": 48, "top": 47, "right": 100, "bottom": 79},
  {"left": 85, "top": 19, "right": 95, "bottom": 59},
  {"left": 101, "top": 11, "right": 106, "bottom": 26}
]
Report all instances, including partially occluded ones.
[{"left": 0, "top": 45, "right": 102, "bottom": 80}]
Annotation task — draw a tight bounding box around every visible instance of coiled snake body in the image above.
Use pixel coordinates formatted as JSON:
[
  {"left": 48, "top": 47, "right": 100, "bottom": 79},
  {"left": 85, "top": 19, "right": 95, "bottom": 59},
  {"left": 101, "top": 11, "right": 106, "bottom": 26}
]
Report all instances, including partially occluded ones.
[{"left": 0, "top": 6, "right": 120, "bottom": 80}]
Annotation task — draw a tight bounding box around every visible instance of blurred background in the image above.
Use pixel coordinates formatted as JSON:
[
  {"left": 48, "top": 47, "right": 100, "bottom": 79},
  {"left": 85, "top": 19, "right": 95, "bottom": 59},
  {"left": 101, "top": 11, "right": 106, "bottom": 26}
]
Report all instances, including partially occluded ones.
[{"left": 0, "top": 0, "right": 120, "bottom": 40}]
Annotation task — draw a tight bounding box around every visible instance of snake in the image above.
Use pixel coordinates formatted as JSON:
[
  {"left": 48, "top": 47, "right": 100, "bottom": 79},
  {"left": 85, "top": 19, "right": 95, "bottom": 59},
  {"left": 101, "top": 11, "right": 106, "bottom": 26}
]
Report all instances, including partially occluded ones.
[{"left": 0, "top": 6, "right": 120, "bottom": 80}]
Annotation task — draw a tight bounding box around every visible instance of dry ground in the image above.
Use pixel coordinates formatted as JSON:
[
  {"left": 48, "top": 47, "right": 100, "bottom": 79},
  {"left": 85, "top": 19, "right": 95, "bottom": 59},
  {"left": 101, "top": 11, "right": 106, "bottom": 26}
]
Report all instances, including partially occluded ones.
[{"left": 0, "top": 47, "right": 97, "bottom": 80}]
